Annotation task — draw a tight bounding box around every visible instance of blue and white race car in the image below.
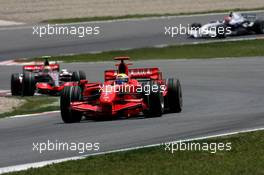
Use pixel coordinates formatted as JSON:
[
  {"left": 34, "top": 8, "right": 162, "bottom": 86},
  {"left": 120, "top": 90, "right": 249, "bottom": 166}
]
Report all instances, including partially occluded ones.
[{"left": 188, "top": 12, "right": 264, "bottom": 38}]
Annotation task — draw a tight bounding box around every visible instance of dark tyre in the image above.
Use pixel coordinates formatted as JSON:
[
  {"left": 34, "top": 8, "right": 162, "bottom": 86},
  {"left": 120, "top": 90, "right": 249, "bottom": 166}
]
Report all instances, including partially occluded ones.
[
  {"left": 191, "top": 23, "right": 202, "bottom": 30},
  {"left": 216, "top": 24, "right": 227, "bottom": 38},
  {"left": 71, "top": 71, "right": 80, "bottom": 82},
  {"left": 167, "top": 78, "right": 183, "bottom": 113},
  {"left": 22, "top": 72, "right": 35, "bottom": 96},
  {"left": 60, "top": 86, "right": 83, "bottom": 123},
  {"left": 11, "top": 73, "right": 21, "bottom": 96},
  {"left": 253, "top": 20, "right": 264, "bottom": 34},
  {"left": 79, "top": 70, "right": 86, "bottom": 80},
  {"left": 71, "top": 71, "right": 86, "bottom": 82},
  {"left": 143, "top": 81, "right": 164, "bottom": 117}
]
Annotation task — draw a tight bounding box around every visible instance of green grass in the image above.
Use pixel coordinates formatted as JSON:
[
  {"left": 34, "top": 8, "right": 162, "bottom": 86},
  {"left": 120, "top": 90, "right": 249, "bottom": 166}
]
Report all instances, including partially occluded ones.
[
  {"left": 6, "top": 130, "right": 264, "bottom": 175},
  {"left": 42, "top": 7, "right": 264, "bottom": 23},
  {"left": 28, "top": 39, "right": 264, "bottom": 63},
  {"left": 0, "top": 96, "right": 59, "bottom": 118}
]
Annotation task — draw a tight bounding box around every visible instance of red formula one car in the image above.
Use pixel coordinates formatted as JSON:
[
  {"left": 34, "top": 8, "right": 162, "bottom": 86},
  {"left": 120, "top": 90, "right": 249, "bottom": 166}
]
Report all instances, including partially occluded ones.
[
  {"left": 11, "top": 58, "right": 86, "bottom": 96},
  {"left": 60, "top": 56, "right": 182, "bottom": 123}
]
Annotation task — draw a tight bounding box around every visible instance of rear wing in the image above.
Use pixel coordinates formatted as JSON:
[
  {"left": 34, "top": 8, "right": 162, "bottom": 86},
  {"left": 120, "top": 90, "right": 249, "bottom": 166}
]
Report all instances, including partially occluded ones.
[
  {"left": 241, "top": 13, "right": 257, "bottom": 21},
  {"left": 105, "top": 68, "right": 162, "bottom": 81},
  {"left": 23, "top": 64, "right": 60, "bottom": 72}
]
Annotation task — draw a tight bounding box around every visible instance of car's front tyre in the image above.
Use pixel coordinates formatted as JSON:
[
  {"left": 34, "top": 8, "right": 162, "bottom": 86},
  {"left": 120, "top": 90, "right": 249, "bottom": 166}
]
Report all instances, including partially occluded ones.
[
  {"left": 167, "top": 78, "right": 183, "bottom": 113},
  {"left": 143, "top": 81, "right": 164, "bottom": 118},
  {"left": 216, "top": 24, "right": 227, "bottom": 38},
  {"left": 60, "top": 86, "right": 83, "bottom": 123},
  {"left": 22, "top": 72, "right": 35, "bottom": 96}
]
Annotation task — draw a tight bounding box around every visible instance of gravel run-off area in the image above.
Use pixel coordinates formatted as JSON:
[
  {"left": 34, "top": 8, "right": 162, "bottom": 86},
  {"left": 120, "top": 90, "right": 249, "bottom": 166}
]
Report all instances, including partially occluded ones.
[
  {"left": 0, "top": 97, "right": 24, "bottom": 114},
  {"left": 0, "top": 0, "right": 264, "bottom": 23}
]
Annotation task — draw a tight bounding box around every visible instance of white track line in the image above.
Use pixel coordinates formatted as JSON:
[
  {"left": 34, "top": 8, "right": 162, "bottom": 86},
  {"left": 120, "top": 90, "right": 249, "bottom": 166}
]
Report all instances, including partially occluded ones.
[
  {"left": 8, "top": 111, "right": 59, "bottom": 119},
  {"left": 0, "top": 90, "right": 9, "bottom": 93},
  {"left": 0, "top": 60, "right": 17, "bottom": 66},
  {"left": 0, "top": 60, "right": 62, "bottom": 66},
  {"left": 0, "top": 90, "right": 10, "bottom": 97},
  {"left": 0, "top": 20, "right": 24, "bottom": 27},
  {"left": 0, "top": 126, "right": 263, "bottom": 174}
]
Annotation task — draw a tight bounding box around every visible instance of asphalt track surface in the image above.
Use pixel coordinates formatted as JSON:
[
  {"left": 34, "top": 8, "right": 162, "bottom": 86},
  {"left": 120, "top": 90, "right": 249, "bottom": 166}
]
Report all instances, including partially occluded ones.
[
  {"left": 0, "top": 57, "right": 264, "bottom": 167},
  {"left": 0, "top": 12, "right": 264, "bottom": 61}
]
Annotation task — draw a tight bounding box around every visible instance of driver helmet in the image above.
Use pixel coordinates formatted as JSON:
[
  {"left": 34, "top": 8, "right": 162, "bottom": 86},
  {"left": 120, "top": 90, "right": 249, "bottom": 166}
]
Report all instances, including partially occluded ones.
[
  {"left": 115, "top": 73, "right": 128, "bottom": 85},
  {"left": 224, "top": 16, "right": 231, "bottom": 23}
]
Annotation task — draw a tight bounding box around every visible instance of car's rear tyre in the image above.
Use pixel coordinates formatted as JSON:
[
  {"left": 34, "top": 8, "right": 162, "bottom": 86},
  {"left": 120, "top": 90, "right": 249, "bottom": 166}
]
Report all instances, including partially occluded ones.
[
  {"left": 143, "top": 81, "right": 164, "bottom": 117},
  {"left": 79, "top": 70, "right": 86, "bottom": 80},
  {"left": 11, "top": 73, "right": 21, "bottom": 96},
  {"left": 22, "top": 72, "right": 35, "bottom": 96},
  {"left": 167, "top": 78, "right": 183, "bottom": 113},
  {"left": 60, "top": 86, "right": 83, "bottom": 123},
  {"left": 71, "top": 71, "right": 86, "bottom": 82},
  {"left": 253, "top": 20, "right": 264, "bottom": 34},
  {"left": 191, "top": 23, "right": 202, "bottom": 29}
]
